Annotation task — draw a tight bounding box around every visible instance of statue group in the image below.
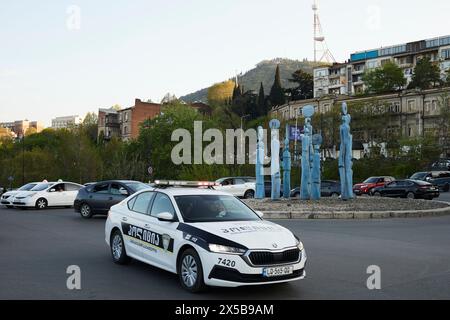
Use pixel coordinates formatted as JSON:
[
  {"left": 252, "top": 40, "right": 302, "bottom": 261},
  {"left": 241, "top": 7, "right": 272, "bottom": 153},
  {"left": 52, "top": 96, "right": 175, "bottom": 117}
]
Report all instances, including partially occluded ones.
[{"left": 255, "top": 102, "right": 354, "bottom": 201}]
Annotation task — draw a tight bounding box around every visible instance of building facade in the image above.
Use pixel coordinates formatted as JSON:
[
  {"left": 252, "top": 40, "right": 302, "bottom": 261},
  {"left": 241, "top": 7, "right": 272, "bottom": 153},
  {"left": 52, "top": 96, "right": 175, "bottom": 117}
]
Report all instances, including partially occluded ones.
[
  {"left": 51, "top": 115, "right": 83, "bottom": 129},
  {"left": 0, "top": 120, "right": 44, "bottom": 138},
  {"left": 314, "top": 35, "right": 450, "bottom": 97},
  {"left": 271, "top": 87, "right": 450, "bottom": 159}
]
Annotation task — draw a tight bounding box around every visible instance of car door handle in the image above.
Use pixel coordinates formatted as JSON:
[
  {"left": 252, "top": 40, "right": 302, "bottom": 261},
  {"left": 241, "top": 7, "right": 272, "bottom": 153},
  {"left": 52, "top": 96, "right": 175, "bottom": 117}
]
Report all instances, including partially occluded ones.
[{"left": 122, "top": 217, "right": 128, "bottom": 222}]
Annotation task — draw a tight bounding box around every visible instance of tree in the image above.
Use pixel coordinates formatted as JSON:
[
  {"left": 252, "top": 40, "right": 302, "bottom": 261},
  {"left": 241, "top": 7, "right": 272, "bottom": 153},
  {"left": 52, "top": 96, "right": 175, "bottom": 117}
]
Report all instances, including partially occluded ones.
[
  {"left": 207, "top": 80, "right": 235, "bottom": 105},
  {"left": 285, "top": 69, "right": 314, "bottom": 101},
  {"left": 362, "top": 61, "right": 406, "bottom": 94},
  {"left": 257, "top": 82, "right": 268, "bottom": 115},
  {"left": 268, "top": 65, "right": 286, "bottom": 107},
  {"left": 408, "top": 57, "right": 442, "bottom": 90}
]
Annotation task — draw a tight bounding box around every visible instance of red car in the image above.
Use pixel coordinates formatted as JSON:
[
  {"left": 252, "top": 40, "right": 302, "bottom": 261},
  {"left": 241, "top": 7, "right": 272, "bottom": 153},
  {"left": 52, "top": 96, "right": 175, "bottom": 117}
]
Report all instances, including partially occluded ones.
[{"left": 353, "top": 176, "right": 395, "bottom": 196}]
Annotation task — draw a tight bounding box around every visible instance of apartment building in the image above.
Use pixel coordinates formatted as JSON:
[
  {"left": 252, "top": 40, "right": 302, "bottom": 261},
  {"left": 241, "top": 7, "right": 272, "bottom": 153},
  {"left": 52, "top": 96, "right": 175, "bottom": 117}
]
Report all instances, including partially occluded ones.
[
  {"left": 0, "top": 120, "right": 44, "bottom": 138},
  {"left": 97, "top": 108, "right": 120, "bottom": 140},
  {"left": 51, "top": 115, "right": 83, "bottom": 129},
  {"left": 314, "top": 35, "right": 450, "bottom": 97},
  {"left": 271, "top": 87, "right": 450, "bottom": 158}
]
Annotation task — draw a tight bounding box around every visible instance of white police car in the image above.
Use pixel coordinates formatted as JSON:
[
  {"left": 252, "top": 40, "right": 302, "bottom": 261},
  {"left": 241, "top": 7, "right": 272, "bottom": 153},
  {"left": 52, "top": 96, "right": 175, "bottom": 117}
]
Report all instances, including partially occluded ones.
[{"left": 105, "top": 181, "right": 306, "bottom": 292}]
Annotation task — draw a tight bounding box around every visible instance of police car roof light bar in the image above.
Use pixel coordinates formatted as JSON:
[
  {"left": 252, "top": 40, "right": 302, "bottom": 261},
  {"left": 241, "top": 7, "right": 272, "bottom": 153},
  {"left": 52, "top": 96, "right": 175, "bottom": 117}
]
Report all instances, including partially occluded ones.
[{"left": 153, "top": 180, "right": 219, "bottom": 189}]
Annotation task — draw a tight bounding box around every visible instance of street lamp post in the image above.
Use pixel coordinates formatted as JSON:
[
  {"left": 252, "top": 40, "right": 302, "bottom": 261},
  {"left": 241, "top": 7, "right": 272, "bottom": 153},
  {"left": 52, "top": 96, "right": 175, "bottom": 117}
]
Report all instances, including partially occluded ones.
[
  {"left": 240, "top": 114, "right": 250, "bottom": 158},
  {"left": 22, "top": 134, "right": 25, "bottom": 186}
]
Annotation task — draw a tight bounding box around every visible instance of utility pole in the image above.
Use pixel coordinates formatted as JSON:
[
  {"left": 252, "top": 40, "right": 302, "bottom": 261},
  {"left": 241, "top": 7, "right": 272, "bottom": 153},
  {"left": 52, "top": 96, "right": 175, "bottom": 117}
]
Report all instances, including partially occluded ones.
[{"left": 22, "top": 134, "right": 25, "bottom": 185}]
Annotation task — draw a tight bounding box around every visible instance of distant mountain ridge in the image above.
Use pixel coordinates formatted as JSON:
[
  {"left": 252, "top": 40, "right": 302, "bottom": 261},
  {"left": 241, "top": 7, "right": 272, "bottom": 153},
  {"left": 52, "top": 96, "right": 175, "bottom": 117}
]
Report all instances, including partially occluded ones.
[{"left": 180, "top": 58, "right": 322, "bottom": 103}]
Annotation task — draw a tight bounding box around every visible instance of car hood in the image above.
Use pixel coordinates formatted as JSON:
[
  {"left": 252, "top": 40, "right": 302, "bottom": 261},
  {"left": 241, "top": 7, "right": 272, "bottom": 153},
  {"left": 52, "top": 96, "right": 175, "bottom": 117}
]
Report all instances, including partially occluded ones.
[
  {"left": 188, "top": 220, "right": 297, "bottom": 250},
  {"left": 14, "top": 191, "right": 38, "bottom": 198},
  {"left": 2, "top": 191, "right": 20, "bottom": 197},
  {"left": 354, "top": 183, "right": 373, "bottom": 188}
]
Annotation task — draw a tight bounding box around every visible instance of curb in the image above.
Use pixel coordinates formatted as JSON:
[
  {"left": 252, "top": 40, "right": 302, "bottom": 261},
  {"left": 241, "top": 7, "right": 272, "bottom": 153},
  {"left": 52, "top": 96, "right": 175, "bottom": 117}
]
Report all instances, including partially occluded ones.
[{"left": 261, "top": 203, "right": 450, "bottom": 220}]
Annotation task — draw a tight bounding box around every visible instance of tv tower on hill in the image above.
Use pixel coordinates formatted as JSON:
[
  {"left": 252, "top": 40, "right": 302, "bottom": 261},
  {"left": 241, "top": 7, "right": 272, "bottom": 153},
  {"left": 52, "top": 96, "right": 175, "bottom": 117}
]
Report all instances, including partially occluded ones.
[{"left": 313, "top": 0, "right": 335, "bottom": 63}]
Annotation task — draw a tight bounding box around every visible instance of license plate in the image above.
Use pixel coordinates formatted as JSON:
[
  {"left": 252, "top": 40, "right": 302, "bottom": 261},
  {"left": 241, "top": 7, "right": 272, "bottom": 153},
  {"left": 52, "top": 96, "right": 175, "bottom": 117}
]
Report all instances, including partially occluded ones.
[{"left": 263, "top": 265, "right": 294, "bottom": 277}]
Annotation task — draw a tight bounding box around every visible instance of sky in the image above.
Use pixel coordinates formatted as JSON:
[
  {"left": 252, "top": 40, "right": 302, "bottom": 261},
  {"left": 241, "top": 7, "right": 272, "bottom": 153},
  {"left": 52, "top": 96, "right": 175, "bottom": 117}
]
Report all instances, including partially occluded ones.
[{"left": 1, "top": 0, "right": 450, "bottom": 127}]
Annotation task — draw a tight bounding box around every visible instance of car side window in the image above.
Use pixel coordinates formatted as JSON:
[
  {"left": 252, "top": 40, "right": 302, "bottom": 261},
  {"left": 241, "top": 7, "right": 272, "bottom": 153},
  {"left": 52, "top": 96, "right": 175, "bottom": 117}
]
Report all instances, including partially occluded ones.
[
  {"left": 131, "top": 192, "right": 155, "bottom": 215},
  {"left": 53, "top": 183, "right": 65, "bottom": 192},
  {"left": 234, "top": 178, "right": 246, "bottom": 185},
  {"left": 65, "top": 183, "right": 81, "bottom": 191},
  {"left": 150, "top": 193, "right": 175, "bottom": 218},
  {"left": 387, "top": 182, "right": 397, "bottom": 187},
  {"left": 92, "top": 183, "right": 109, "bottom": 194},
  {"left": 221, "top": 179, "right": 233, "bottom": 186},
  {"left": 110, "top": 183, "right": 126, "bottom": 195}
]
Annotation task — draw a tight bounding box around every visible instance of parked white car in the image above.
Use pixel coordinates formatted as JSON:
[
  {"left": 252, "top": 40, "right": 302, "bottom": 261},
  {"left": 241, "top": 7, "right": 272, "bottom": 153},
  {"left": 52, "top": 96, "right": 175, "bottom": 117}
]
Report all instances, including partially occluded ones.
[
  {"left": 12, "top": 181, "right": 83, "bottom": 209},
  {"left": 213, "top": 177, "right": 256, "bottom": 199},
  {"left": 1, "top": 182, "right": 40, "bottom": 208}
]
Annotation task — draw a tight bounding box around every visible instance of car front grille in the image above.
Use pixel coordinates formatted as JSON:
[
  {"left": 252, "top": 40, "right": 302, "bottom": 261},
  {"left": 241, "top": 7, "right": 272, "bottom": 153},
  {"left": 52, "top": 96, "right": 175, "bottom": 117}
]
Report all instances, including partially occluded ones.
[{"left": 248, "top": 248, "right": 301, "bottom": 266}]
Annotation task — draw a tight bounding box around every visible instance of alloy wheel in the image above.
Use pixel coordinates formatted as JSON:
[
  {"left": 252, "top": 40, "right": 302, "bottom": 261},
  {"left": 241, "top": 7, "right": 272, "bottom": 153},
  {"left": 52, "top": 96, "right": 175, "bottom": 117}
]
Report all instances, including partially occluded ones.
[
  {"left": 181, "top": 255, "right": 198, "bottom": 288},
  {"left": 80, "top": 204, "right": 91, "bottom": 217},
  {"left": 112, "top": 234, "right": 123, "bottom": 260}
]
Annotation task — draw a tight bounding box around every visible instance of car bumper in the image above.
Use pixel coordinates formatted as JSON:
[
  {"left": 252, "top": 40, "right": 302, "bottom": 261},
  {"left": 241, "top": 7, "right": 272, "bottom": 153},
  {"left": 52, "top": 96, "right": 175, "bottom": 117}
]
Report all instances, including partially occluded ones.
[
  {"left": 12, "top": 198, "right": 35, "bottom": 207},
  {"left": 199, "top": 249, "right": 307, "bottom": 288},
  {"left": 1, "top": 199, "right": 12, "bottom": 206}
]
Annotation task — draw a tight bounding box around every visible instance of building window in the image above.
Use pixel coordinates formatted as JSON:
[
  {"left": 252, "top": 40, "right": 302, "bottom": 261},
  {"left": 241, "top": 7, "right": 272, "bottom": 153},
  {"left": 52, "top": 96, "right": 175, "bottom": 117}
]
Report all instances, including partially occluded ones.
[
  {"left": 432, "top": 100, "right": 437, "bottom": 112},
  {"left": 424, "top": 101, "right": 431, "bottom": 113},
  {"left": 123, "top": 126, "right": 128, "bottom": 135},
  {"left": 408, "top": 100, "right": 416, "bottom": 112},
  {"left": 441, "top": 49, "right": 450, "bottom": 60},
  {"left": 408, "top": 126, "right": 413, "bottom": 137}
]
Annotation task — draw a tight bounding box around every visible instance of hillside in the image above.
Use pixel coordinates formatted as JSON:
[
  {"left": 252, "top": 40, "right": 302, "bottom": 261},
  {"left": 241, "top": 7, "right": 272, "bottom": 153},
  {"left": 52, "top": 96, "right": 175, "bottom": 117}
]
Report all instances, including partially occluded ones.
[{"left": 180, "top": 58, "right": 322, "bottom": 103}]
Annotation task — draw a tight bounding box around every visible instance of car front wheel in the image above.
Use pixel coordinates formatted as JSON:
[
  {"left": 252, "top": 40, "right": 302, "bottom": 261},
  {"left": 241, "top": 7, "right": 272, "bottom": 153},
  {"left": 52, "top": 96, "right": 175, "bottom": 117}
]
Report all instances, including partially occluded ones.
[
  {"left": 178, "top": 249, "right": 205, "bottom": 293},
  {"left": 80, "top": 203, "right": 93, "bottom": 219},
  {"left": 35, "top": 198, "right": 48, "bottom": 210}
]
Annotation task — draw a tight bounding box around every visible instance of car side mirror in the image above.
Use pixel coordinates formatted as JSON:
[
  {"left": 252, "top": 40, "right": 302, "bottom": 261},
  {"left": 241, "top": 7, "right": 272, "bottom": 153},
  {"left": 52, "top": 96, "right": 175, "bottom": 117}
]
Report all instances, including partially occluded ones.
[
  {"left": 157, "top": 212, "right": 175, "bottom": 222},
  {"left": 119, "top": 188, "right": 129, "bottom": 196},
  {"left": 425, "top": 177, "right": 431, "bottom": 181},
  {"left": 255, "top": 211, "right": 264, "bottom": 218},
  {"left": 49, "top": 188, "right": 56, "bottom": 193}
]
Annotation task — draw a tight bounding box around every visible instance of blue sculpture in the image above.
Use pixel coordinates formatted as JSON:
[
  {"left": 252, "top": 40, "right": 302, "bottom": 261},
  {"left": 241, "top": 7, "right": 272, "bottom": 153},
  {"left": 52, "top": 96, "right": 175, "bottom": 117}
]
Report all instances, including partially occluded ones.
[
  {"left": 300, "top": 106, "right": 315, "bottom": 200},
  {"left": 255, "top": 126, "right": 265, "bottom": 199},
  {"left": 339, "top": 102, "right": 354, "bottom": 200},
  {"left": 282, "top": 124, "right": 291, "bottom": 199},
  {"left": 311, "top": 134, "right": 323, "bottom": 200},
  {"left": 269, "top": 119, "right": 281, "bottom": 200}
]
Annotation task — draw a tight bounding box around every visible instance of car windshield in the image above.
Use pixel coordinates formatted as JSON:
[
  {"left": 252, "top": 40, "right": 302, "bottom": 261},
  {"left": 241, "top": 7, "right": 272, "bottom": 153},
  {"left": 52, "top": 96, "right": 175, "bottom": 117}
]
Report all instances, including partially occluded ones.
[
  {"left": 363, "top": 177, "right": 379, "bottom": 183},
  {"left": 174, "top": 195, "right": 260, "bottom": 223},
  {"left": 410, "top": 172, "right": 427, "bottom": 180},
  {"left": 30, "top": 183, "right": 52, "bottom": 191},
  {"left": 18, "top": 183, "right": 38, "bottom": 191},
  {"left": 125, "top": 182, "right": 150, "bottom": 192}
]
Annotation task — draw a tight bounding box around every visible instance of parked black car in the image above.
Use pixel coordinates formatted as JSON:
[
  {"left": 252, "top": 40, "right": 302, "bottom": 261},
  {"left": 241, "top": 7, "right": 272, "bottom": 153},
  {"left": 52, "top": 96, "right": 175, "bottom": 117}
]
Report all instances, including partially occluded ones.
[
  {"left": 264, "top": 180, "right": 284, "bottom": 198},
  {"left": 290, "top": 180, "right": 341, "bottom": 198},
  {"left": 431, "top": 160, "right": 450, "bottom": 171},
  {"left": 410, "top": 171, "right": 450, "bottom": 192},
  {"left": 74, "top": 180, "right": 150, "bottom": 218},
  {"left": 371, "top": 179, "right": 440, "bottom": 200}
]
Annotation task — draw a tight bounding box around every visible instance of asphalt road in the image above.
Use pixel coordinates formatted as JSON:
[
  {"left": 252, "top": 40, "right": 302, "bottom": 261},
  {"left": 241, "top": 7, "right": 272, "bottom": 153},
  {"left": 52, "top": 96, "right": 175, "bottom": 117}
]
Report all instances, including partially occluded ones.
[{"left": 1, "top": 201, "right": 450, "bottom": 300}]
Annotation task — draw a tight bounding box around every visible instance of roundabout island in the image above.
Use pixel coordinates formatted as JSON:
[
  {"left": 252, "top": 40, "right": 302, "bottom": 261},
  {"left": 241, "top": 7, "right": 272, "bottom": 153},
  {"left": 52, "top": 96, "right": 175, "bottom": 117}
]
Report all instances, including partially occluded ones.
[{"left": 243, "top": 197, "right": 450, "bottom": 220}]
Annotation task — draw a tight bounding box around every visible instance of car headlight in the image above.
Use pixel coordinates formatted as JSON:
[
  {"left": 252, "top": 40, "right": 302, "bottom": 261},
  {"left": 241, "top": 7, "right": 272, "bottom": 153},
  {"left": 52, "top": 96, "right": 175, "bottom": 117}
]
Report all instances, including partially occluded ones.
[
  {"left": 208, "top": 244, "right": 246, "bottom": 255},
  {"left": 294, "top": 237, "right": 304, "bottom": 251}
]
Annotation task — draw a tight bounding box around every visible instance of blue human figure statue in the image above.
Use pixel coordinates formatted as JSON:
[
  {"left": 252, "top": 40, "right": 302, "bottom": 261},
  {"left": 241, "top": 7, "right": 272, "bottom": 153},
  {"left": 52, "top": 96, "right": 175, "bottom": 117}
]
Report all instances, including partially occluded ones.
[
  {"left": 255, "top": 126, "right": 265, "bottom": 199},
  {"left": 300, "top": 105, "right": 315, "bottom": 200},
  {"left": 269, "top": 119, "right": 281, "bottom": 200},
  {"left": 311, "top": 134, "right": 323, "bottom": 200},
  {"left": 282, "top": 124, "right": 291, "bottom": 199},
  {"left": 300, "top": 122, "right": 311, "bottom": 200},
  {"left": 339, "top": 102, "right": 354, "bottom": 200}
]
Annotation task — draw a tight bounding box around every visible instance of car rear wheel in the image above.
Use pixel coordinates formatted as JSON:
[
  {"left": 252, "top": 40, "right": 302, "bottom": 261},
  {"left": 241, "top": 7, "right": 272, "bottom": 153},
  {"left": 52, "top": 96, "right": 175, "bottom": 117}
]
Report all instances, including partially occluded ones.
[
  {"left": 244, "top": 190, "right": 255, "bottom": 199},
  {"left": 373, "top": 192, "right": 382, "bottom": 197},
  {"left": 35, "top": 198, "right": 47, "bottom": 210},
  {"left": 110, "top": 230, "right": 130, "bottom": 265},
  {"left": 406, "top": 192, "right": 415, "bottom": 200},
  {"left": 178, "top": 248, "right": 205, "bottom": 293},
  {"left": 293, "top": 192, "right": 300, "bottom": 198},
  {"left": 80, "top": 203, "right": 93, "bottom": 219}
]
